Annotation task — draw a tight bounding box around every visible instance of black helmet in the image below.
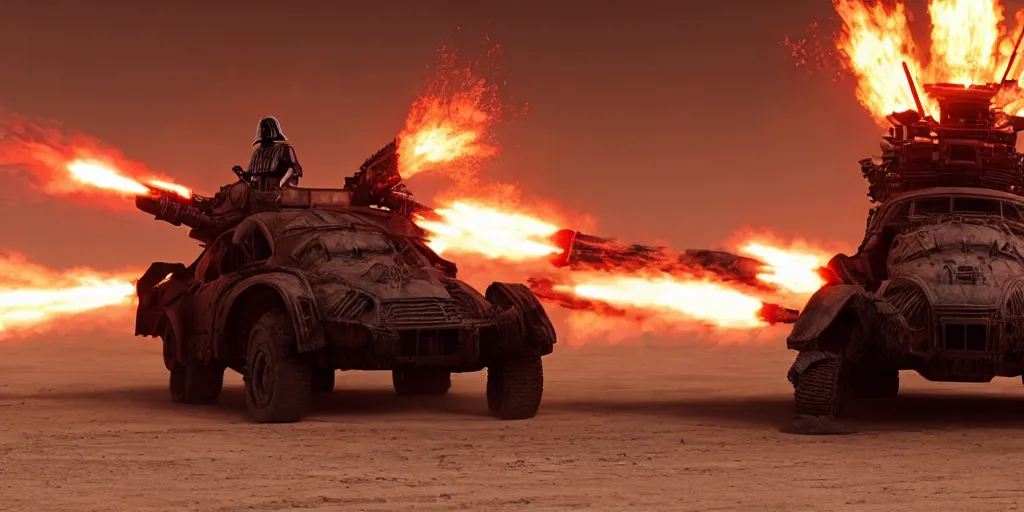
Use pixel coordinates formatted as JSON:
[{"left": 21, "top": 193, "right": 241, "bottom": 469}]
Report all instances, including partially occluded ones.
[{"left": 253, "top": 116, "right": 287, "bottom": 145}]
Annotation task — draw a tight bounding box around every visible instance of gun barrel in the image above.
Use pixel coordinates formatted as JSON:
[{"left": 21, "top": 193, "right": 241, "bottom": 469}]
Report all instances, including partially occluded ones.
[
  {"left": 902, "top": 61, "right": 926, "bottom": 117},
  {"left": 135, "top": 189, "right": 216, "bottom": 233},
  {"left": 759, "top": 302, "right": 800, "bottom": 325}
]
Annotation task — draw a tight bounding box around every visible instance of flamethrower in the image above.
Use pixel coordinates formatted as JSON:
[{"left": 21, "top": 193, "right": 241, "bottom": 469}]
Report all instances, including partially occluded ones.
[{"left": 134, "top": 186, "right": 217, "bottom": 235}]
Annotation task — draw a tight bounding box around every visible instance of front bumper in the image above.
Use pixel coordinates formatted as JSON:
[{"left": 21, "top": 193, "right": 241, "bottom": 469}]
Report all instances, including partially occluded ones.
[{"left": 319, "top": 317, "right": 519, "bottom": 370}]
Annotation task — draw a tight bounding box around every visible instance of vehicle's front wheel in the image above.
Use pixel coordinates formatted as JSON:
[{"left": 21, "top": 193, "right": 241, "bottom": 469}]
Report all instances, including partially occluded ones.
[
  {"left": 486, "top": 356, "right": 543, "bottom": 420},
  {"left": 794, "top": 356, "right": 850, "bottom": 417},
  {"left": 244, "top": 308, "right": 312, "bottom": 423},
  {"left": 169, "top": 362, "right": 224, "bottom": 404},
  {"left": 392, "top": 366, "right": 451, "bottom": 396}
]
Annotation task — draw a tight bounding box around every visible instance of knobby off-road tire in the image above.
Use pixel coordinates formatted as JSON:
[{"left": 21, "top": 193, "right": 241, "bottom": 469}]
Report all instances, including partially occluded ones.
[
  {"left": 165, "top": 328, "right": 224, "bottom": 405},
  {"left": 312, "top": 369, "right": 336, "bottom": 394},
  {"left": 244, "top": 308, "right": 312, "bottom": 423},
  {"left": 794, "top": 357, "right": 849, "bottom": 417},
  {"left": 851, "top": 366, "right": 899, "bottom": 399},
  {"left": 486, "top": 355, "right": 543, "bottom": 420},
  {"left": 392, "top": 367, "right": 452, "bottom": 396}
]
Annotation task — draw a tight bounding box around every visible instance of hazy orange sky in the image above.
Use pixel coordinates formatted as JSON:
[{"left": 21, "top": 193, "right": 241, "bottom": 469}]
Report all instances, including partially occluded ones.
[{"left": 0, "top": 0, "right": 903, "bottom": 273}]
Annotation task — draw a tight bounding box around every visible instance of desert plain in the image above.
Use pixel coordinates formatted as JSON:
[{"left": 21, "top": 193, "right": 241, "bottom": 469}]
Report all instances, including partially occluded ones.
[{"left": 2, "top": 334, "right": 1024, "bottom": 512}]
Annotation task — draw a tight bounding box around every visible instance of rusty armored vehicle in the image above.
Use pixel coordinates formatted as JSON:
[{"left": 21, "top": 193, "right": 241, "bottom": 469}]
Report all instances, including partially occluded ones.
[
  {"left": 786, "top": 79, "right": 1024, "bottom": 420},
  {"left": 132, "top": 143, "right": 557, "bottom": 423}
]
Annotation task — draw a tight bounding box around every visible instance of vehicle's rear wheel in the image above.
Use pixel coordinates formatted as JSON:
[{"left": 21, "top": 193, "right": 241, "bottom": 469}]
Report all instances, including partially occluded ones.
[
  {"left": 243, "top": 308, "right": 312, "bottom": 423},
  {"left": 851, "top": 365, "right": 899, "bottom": 398},
  {"left": 794, "top": 356, "right": 850, "bottom": 417},
  {"left": 169, "top": 362, "right": 225, "bottom": 404},
  {"left": 392, "top": 366, "right": 452, "bottom": 396},
  {"left": 312, "top": 369, "right": 336, "bottom": 394},
  {"left": 486, "top": 355, "right": 543, "bottom": 420}
]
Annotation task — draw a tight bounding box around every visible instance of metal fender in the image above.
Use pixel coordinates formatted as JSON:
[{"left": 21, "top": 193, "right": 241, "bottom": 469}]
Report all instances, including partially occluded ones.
[
  {"left": 160, "top": 305, "right": 193, "bottom": 370},
  {"left": 136, "top": 262, "right": 188, "bottom": 297},
  {"left": 787, "top": 284, "right": 870, "bottom": 349},
  {"left": 134, "top": 262, "right": 192, "bottom": 371},
  {"left": 134, "top": 262, "right": 188, "bottom": 337},
  {"left": 485, "top": 282, "right": 557, "bottom": 356},
  {"left": 214, "top": 271, "right": 326, "bottom": 356},
  {"left": 997, "top": 275, "right": 1024, "bottom": 315}
]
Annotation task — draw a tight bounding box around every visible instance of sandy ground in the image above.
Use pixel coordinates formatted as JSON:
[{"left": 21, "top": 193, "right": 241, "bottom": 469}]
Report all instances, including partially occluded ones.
[{"left": 3, "top": 336, "right": 1024, "bottom": 512}]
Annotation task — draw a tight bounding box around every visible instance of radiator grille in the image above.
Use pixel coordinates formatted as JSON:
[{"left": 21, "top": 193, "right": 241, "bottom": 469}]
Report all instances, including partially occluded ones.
[
  {"left": 1004, "top": 284, "right": 1024, "bottom": 318},
  {"left": 444, "top": 282, "right": 485, "bottom": 318},
  {"left": 326, "top": 291, "right": 371, "bottom": 319},
  {"left": 381, "top": 300, "right": 462, "bottom": 328},
  {"left": 942, "top": 323, "right": 988, "bottom": 351}
]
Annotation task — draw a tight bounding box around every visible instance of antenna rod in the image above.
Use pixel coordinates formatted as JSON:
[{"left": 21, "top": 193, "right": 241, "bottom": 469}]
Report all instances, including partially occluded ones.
[
  {"left": 902, "top": 61, "right": 925, "bottom": 117},
  {"left": 1002, "top": 24, "right": 1024, "bottom": 82}
]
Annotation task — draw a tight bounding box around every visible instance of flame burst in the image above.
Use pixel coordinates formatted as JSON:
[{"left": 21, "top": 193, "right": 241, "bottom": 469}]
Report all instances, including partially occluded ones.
[
  {"left": 0, "top": 113, "right": 192, "bottom": 204},
  {"left": 830, "top": 0, "right": 1024, "bottom": 121},
  {"left": 928, "top": 0, "right": 1009, "bottom": 86},
  {"left": 0, "top": 253, "right": 138, "bottom": 339},
  {"left": 396, "top": 47, "right": 504, "bottom": 180},
  {"left": 67, "top": 160, "right": 191, "bottom": 199},
  {"left": 415, "top": 201, "right": 562, "bottom": 260},
  {"left": 551, "top": 273, "right": 770, "bottom": 329},
  {"left": 833, "top": 0, "right": 933, "bottom": 117},
  {"left": 739, "top": 241, "right": 828, "bottom": 294}
]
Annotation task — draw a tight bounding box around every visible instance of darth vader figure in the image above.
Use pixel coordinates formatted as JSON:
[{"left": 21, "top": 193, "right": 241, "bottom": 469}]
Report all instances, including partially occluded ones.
[{"left": 245, "top": 116, "right": 302, "bottom": 191}]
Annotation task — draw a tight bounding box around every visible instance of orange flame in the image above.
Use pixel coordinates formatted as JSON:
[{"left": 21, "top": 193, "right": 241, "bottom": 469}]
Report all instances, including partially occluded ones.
[
  {"left": 0, "top": 112, "right": 193, "bottom": 204},
  {"left": 554, "top": 272, "right": 770, "bottom": 329},
  {"left": 831, "top": 0, "right": 1024, "bottom": 121},
  {"left": 739, "top": 241, "right": 828, "bottom": 294},
  {"left": 832, "top": 0, "right": 936, "bottom": 118},
  {"left": 396, "top": 47, "right": 504, "bottom": 181},
  {"left": 0, "top": 253, "right": 138, "bottom": 340},
  {"left": 66, "top": 160, "right": 191, "bottom": 199},
  {"left": 927, "top": 0, "right": 1009, "bottom": 86},
  {"left": 415, "top": 201, "right": 562, "bottom": 260}
]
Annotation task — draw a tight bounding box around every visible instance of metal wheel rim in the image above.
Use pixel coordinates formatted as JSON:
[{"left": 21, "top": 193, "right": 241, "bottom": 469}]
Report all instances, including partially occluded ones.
[{"left": 250, "top": 344, "right": 272, "bottom": 408}]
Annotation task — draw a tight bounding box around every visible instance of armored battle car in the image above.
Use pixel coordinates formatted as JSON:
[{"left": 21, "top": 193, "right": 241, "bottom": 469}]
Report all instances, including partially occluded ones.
[
  {"left": 134, "top": 187, "right": 557, "bottom": 423},
  {"left": 787, "top": 81, "right": 1024, "bottom": 419}
]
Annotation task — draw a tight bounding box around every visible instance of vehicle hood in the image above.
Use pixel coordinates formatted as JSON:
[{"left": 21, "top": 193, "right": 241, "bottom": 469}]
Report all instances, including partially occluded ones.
[
  {"left": 887, "top": 218, "right": 1024, "bottom": 307},
  {"left": 305, "top": 257, "right": 451, "bottom": 302}
]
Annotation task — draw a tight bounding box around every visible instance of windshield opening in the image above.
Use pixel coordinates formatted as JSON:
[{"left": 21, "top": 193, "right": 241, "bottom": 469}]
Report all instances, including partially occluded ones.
[
  {"left": 883, "top": 201, "right": 911, "bottom": 225},
  {"left": 1003, "top": 202, "right": 1024, "bottom": 221},
  {"left": 913, "top": 197, "right": 951, "bottom": 215},
  {"left": 952, "top": 197, "right": 1001, "bottom": 214}
]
